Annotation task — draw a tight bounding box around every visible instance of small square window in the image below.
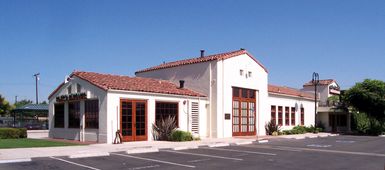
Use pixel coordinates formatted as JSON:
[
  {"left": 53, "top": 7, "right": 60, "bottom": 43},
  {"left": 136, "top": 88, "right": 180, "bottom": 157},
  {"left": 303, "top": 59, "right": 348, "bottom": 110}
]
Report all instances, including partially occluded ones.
[
  {"left": 248, "top": 71, "right": 252, "bottom": 78},
  {"left": 240, "top": 69, "right": 244, "bottom": 76},
  {"left": 67, "top": 86, "right": 72, "bottom": 94},
  {"left": 77, "top": 84, "right": 81, "bottom": 93}
]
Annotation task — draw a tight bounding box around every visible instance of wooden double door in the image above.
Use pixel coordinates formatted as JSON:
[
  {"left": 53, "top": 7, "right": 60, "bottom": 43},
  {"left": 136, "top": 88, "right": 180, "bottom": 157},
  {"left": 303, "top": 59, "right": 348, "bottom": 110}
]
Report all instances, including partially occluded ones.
[
  {"left": 232, "top": 87, "right": 257, "bottom": 136},
  {"left": 120, "top": 99, "right": 147, "bottom": 142}
]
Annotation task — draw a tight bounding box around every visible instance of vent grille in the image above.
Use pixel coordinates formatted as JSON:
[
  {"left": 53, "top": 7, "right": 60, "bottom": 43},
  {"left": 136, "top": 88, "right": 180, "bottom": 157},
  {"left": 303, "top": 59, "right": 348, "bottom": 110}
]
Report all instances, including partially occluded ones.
[{"left": 191, "top": 102, "right": 199, "bottom": 134}]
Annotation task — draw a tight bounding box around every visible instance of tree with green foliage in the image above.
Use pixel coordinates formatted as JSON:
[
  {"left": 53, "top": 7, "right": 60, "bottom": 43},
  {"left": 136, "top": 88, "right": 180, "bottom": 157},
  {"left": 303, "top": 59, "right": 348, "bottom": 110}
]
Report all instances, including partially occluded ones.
[
  {"left": 0, "top": 95, "right": 13, "bottom": 116},
  {"left": 14, "top": 99, "right": 33, "bottom": 108},
  {"left": 344, "top": 79, "right": 385, "bottom": 120}
]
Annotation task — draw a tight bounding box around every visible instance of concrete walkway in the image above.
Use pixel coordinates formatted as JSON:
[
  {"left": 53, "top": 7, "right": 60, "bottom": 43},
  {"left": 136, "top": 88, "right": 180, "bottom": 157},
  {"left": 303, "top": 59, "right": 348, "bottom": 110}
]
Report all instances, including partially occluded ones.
[{"left": 0, "top": 133, "right": 337, "bottom": 162}]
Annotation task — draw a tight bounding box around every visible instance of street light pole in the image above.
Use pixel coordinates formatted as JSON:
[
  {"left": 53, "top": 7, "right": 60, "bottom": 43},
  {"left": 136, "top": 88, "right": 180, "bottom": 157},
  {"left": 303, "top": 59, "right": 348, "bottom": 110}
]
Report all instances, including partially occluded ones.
[
  {"left": 312, "top": 72, "right": 319, "bottom": 131},
  {"left": 33, "top": 73, "right": 40, "bottom": 104}
]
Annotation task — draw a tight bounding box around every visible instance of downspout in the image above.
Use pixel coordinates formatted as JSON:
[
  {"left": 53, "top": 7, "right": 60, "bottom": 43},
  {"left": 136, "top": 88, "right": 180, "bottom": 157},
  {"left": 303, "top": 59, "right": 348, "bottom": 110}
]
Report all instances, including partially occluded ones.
[
  {"left": 209, "top": 62, "right": 212, "bottom": 138},
  {"left": 222, "top": 60, "right": 225, "bottom": 138},
  {"left": 187, "top": 100, "right": 190, "bottom": 132}
]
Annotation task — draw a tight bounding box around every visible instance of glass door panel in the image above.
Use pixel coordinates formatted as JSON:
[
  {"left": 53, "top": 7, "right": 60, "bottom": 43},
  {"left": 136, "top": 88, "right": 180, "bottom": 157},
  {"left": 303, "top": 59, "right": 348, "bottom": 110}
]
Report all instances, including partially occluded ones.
[
  {"left": 121, "top": 101, "right": 133, "bottom": 140},
  {"left": 135, "top": 102, "right": 146, "bottom": 138}
]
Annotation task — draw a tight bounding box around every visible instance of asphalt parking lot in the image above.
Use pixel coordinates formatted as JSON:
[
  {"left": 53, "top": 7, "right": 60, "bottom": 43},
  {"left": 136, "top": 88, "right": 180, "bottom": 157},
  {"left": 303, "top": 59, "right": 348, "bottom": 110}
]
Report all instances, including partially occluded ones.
[{"left": 1, "top": 135, "right": 384, "bottom": 170}]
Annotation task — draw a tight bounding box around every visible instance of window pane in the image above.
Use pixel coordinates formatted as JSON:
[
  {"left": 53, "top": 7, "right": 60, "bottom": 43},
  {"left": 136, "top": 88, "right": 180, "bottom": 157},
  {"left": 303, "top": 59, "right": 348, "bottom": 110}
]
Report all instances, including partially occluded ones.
[
  {"left": 85, "top": 99, "right": 99, "bottom": 129},
  {"left": 233, "top": 88, "right": 239, "bottom": 97},
  {"left": 54, "top": 103, "right": 64, "bottom": 128},
  {"left": 242, "top": 89, "right": 248, "bottom": 98},
  {"left": 155, "top": 102, "right": 178, "bottom": 126},
  {"left": 68, "top": 101, "right": 80, "bottom": 128}
]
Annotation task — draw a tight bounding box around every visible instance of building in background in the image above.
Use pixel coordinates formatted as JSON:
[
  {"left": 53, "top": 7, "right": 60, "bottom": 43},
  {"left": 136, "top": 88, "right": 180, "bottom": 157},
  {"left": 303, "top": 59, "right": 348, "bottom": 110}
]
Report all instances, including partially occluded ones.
[{"left": 302, "top": 79, "right": 350, "bottom": 132}]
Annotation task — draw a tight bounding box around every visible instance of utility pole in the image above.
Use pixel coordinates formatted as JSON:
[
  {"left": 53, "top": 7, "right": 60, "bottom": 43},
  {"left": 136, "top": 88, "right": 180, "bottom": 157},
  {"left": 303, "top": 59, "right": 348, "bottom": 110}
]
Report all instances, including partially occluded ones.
[
  {"left": 14, "top": 95, "right": 17, "bottom": 127},
  {"left": 33, "top": 73, "right": 40, "bottom": 104},
  {"left": 312, "top": 72, "right": 320, "bottom": 131}
]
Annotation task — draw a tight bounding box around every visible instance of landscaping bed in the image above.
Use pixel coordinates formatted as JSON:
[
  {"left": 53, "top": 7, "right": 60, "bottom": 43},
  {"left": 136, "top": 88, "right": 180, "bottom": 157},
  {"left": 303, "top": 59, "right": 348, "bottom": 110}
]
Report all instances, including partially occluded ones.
[{"left": 0, "top": 138, "right": 85, "bottom": 149}]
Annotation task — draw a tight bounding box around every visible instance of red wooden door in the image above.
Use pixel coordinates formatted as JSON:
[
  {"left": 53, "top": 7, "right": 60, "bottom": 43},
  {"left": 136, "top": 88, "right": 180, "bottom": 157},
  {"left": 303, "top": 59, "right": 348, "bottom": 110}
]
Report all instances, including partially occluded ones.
[{"left": 120, "top": 99, "right": 147, "bottom": 142}]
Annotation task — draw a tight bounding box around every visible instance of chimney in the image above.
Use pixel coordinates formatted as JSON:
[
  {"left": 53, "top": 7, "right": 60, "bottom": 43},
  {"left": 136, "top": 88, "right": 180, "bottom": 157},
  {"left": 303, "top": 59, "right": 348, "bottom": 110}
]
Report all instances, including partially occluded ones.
[
  {"left": 200, "top": 50, "right": 205, "bottom": 58},
  {"left": 179, "top": 80, "right": 185, "bottom": 89}
]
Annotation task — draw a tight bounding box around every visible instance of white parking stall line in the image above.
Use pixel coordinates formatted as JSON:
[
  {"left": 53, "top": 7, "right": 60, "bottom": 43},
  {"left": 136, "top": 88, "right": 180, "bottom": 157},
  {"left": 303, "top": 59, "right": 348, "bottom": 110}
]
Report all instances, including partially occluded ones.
[
  {"left": 276, "top": 146, "right": 385, "bottom": 157},
  {"left": 202, "top": 147, "right": 277, "bottom": 156},
  {"left": 49, "top": 157, "right": 101, "bottom": 170},
  {"left": 162, "top": 150, "right": 243, "bottom": 161},
  {"left": 129, "top": 164, "right": 160, "bottom": 170},
  {"left": 240, "top": 144, "right": 302, "bottom": 152},
  {"left": 111, "top": 153, "right": 195, "bottom": 168}
]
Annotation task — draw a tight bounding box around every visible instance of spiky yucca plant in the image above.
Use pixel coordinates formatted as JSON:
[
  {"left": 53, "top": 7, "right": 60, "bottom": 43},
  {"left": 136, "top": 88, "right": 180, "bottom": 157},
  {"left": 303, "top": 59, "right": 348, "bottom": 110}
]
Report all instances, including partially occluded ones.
[
  {"left": 152, "top": 116, "right": 177, "bottom": 141},
  {"left": 265, "top": 120, "right": 281, "bottom": 135}
]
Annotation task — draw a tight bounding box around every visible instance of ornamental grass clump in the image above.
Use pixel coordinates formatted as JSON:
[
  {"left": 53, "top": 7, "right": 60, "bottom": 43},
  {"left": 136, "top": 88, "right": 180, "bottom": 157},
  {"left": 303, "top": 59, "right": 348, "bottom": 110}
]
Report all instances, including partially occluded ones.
[{"left": 152, "top": 116, "right": 177, "bottom": 141}]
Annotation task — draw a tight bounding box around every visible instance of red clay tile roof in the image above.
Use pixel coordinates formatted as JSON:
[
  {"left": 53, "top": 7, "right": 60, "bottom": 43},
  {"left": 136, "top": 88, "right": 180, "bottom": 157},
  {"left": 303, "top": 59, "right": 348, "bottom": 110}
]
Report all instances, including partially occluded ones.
[
  {"left": 135, "top": 49, "right": 268, "bottom": 74},
  {"left": 268, "top": 84, "right": 316, "bottom": 100},
  {"left": 48, "top": 71, "right": 206, "bottom": 99},
  {"left": 303, "top": 79, "right": 337, "bottom": 87}
]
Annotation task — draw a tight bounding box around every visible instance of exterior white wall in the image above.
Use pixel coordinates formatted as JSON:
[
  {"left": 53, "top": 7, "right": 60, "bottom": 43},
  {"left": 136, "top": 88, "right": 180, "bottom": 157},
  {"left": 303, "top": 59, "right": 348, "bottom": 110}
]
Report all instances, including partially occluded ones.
[
  {"left": 48, "top": 76, "right": 108, "bottom": 143},
  {"left": 106, "top": 90, "right": 208, "bottom": 144},
  {"left": 219, "top": 54, "right": 268, "bottom": 137},
  {"left": 268, "top": 94, "right": 315, "bottom": 131},
  {"left": 136, "top": 61, "right": 211, "bottom": 96},
  {"left": 136, "top": 54, "right": 269, "bottom": 138}
]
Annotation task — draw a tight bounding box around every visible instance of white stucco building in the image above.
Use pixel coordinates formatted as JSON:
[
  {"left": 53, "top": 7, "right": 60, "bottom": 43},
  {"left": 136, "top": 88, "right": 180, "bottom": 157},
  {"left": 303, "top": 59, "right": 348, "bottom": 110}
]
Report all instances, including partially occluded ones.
[
  {"left": 302, "top": 79, "right": 350, "bottom": 132},
  {"left": 48, "top": 49, "right": 319, "bottom": 143}
]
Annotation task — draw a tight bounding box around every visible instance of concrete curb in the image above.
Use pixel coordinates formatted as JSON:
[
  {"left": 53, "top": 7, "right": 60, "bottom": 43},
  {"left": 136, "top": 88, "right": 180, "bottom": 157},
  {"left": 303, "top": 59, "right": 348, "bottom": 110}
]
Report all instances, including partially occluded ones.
[
  {"left": 256, "top": 140, "right": 269, "bottom": 143},
  {"left": 126, "top": 147, "right": 159, "bottom": 154},
  {"left": 208, "top": 143, "right": 230, "bottom": 148},
  {"left": 307, "top": 136, "right": 318, "bottom": 139},
  {"left": 378, "top": 135, "right": 385, "bottom": 137},
  {"left": 230, "top": 141, "right": 253, "bottom": 146},
  {"left": 0, "top": 158, "right": 32, "bottom": 164},
  {"left": 172, "top": 146, "right": 199, "bottom": 150},
  {"left": 69, "top": 152, "right": 110, "bottom": 159}
]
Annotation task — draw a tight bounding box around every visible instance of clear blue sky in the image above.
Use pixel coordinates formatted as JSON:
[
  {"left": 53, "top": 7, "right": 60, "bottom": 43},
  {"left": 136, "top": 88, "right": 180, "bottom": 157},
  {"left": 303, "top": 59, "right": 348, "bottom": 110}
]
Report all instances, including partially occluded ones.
[{"left": 1, "top": 0, "right": 384, "bottom": 103}]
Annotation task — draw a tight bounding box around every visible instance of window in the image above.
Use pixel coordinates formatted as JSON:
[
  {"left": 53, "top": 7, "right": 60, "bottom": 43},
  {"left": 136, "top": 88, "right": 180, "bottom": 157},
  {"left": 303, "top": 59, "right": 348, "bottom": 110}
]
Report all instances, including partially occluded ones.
[
  {"left": 68, "top": 101, "right": 80, "bottom": 128},
  {"left": 329, "top": 114, "right": 347, "bottom": 127},
  {"left": 233, "top": 87, "right": 240, "bottom": 97},
  {"left": 85, "top": 99, "right": 99, "bottom": 129},
  {"left": 242, "top": 89, "right": 248, "bottom": 98},
  {"left": 248, "top": 71, "right": 252, "bottom": 78},
  {"left": 67, "top": 86, "right": 72, "bottom": 94},
  {"left": 301, "top": 107, "right": 304, "bottom": 125},
  {"left": 240, "top": 69, "right": 244, "bottom": 76},
  {"left": 291, "top": 107, "right": 296, "bottom": 125},
  {"left": 76, "top": 84, "right": 82, "bottom": 93},
  {"left": 278, "top": 106, "right": 283, "bottom": 126},
  {"left": 271, "top": 105, "right": 276, "bottom": 125},
  {"left": 156, "top": 102, "right": 178, "bottom": 126},
  {"left": 285, "top": 107, "right": 290, "bottom": 126},
  {"left": 54, "top": 103, "right": 64, "bottom": 128},
  {"left": 338, "top": 115, "right": 347, "bottom": 126}
]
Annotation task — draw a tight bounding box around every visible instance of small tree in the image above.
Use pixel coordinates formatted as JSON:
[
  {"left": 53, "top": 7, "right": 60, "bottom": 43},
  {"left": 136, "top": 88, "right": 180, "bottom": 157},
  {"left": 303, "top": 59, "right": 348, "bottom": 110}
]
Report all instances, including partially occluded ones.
[
  {"left": 0, "top": 95, "right": 13, "bottom": 117},
  {"left": 344, "top": 79, "right": 385, "bottom": 120}
]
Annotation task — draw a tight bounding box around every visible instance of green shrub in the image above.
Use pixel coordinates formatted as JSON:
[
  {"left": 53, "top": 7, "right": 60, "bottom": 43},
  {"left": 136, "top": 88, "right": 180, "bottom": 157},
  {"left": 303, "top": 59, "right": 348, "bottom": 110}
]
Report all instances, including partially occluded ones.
[
  {"left": 352, "top": 111, "right": 370, "bottom": 133},
  {"left": 170, "top": 130, "right": 193, "bottom": 141},
  {"left": 265, "top": 120, "right": 281, "bottom": 135},
  {"left": 367, "top": 118, "right": 384, "bottom": 135},
  {"left": 292, "top": 126, "right": 306, "bottom": 134},
  {"left": 0, "top": 128, "right": 27, "bottom": 139}
]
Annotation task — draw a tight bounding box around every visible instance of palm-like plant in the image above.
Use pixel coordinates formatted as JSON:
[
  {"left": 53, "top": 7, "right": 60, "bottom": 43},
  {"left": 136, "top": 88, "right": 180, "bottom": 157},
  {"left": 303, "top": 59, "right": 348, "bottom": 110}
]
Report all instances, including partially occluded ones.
[{"left": 152, "top": 116, "right": 177, "bottom": 141}]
